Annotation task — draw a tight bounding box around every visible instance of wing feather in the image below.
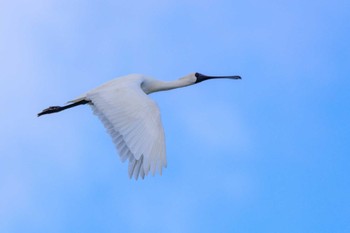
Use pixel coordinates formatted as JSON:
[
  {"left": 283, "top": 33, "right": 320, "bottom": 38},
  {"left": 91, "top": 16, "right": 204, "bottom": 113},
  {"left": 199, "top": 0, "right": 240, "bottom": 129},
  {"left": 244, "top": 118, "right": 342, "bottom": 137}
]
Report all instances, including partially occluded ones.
[{"left": 85, "top": 77, "right": 166, "bottom": 179}]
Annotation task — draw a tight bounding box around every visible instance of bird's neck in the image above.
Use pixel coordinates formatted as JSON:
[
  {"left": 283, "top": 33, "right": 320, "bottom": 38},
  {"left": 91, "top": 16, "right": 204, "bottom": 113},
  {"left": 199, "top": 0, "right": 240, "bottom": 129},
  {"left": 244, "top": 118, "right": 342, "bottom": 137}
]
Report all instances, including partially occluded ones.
[{"left": 142, "top": 76, "right": 195, "bottom": 94}]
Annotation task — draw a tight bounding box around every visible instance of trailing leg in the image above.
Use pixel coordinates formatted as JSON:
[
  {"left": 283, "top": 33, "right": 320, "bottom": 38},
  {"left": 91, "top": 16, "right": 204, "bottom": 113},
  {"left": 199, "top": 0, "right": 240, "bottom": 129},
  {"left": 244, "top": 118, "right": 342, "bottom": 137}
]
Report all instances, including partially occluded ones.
[{"left": 37, "top": 99, "right": 90, "bottom": 117}]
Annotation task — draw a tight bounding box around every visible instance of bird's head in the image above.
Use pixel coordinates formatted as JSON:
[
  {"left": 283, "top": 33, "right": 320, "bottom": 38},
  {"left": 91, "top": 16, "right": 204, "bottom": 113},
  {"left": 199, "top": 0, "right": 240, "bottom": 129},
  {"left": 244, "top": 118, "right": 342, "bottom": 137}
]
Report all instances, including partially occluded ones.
[
  {"left": 146, "top": 72, "right": 242, "bottom": 94},
  {"left": 194, "top": 72, "right": 241, "bottom": 83}
]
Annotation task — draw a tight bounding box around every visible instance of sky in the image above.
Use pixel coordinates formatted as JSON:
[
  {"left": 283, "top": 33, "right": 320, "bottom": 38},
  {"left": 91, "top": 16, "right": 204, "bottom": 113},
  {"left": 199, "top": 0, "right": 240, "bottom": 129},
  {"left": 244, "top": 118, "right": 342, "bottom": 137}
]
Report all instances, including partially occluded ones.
[{"left": 1, "top": 0, "right": 350, "bottom": 232}]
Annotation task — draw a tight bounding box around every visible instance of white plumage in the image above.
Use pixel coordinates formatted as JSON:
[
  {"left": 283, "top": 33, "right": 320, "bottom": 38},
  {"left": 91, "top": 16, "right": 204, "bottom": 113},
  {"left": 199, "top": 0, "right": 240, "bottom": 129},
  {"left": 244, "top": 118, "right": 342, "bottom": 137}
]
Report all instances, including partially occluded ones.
[
  {"left": 38, "top": 72, "right": 241, "bottom": 180},
  {"left": 82, "top": 74, "right": 166, "bottom": 179}
]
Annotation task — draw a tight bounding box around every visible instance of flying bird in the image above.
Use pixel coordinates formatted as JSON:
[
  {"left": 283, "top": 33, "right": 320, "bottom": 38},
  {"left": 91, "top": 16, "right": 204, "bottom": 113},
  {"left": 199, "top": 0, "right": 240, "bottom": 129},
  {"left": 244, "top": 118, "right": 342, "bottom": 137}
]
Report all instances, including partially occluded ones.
[{"left": 38, "top": 72, "right": 241, "bottom": 180}]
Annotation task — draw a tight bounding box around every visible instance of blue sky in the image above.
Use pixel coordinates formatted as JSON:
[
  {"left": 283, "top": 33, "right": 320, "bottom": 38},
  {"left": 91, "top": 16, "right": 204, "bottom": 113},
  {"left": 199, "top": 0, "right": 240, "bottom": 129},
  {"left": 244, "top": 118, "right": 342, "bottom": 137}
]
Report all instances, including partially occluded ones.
[{"left": 1, "top": 0, "right": 349, "bottom": 232}]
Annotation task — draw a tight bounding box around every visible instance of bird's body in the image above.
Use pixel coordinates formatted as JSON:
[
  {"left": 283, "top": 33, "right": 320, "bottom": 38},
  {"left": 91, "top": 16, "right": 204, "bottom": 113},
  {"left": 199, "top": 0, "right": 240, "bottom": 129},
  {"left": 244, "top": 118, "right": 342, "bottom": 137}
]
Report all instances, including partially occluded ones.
[
  {"left": 38, "top": 72, "right": 241, "bottom": 180},
  {"left": 75, "top": 74, "right": 168, "bottom": 180}
]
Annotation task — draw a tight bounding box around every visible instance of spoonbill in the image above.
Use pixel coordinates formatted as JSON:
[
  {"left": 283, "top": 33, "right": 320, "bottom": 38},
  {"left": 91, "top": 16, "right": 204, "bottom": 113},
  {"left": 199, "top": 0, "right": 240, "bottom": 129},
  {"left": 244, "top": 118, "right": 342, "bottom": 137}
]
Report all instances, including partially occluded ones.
[{"left": 38, "top": 72, "right": 241, "bottom": 180}]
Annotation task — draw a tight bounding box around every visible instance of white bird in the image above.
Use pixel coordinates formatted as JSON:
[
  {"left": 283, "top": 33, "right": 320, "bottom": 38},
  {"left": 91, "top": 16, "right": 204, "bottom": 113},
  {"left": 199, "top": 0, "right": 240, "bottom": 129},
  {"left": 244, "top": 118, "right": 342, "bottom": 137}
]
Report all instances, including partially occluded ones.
[{"left": 38, "top": 72, "right": 241, "bottom": 180}]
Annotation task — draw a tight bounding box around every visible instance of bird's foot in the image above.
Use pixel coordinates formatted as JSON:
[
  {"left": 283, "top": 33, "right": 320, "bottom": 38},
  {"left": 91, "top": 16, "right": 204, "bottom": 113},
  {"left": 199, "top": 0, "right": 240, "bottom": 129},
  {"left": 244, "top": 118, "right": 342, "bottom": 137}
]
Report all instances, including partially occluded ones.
[{"left": 37, "top": 106, "right": 63, "bottom": 117}]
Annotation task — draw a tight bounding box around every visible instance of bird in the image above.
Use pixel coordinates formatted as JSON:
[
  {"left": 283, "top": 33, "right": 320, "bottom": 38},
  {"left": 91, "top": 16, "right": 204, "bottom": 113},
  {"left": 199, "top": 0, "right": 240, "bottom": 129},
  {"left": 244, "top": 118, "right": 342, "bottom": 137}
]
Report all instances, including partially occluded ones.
[{"left": 38, "top": 72, "right": 241, "bottom": 180}]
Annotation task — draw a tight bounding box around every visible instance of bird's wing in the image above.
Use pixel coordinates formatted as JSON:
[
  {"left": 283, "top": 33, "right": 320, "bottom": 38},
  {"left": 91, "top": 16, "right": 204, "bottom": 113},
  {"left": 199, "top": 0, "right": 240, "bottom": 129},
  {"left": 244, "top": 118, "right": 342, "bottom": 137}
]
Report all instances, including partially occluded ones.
[{"left": 86, "top": 84, "right": 166, "bottom": 180}]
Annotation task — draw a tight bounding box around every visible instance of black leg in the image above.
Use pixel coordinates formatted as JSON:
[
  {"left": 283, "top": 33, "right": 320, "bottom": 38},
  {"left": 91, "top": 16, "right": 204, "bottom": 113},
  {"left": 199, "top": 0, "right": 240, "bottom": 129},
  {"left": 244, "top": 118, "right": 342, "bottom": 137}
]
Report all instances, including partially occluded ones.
[{"left": 37, "top": 100, "right": 91, "bottom": 117}]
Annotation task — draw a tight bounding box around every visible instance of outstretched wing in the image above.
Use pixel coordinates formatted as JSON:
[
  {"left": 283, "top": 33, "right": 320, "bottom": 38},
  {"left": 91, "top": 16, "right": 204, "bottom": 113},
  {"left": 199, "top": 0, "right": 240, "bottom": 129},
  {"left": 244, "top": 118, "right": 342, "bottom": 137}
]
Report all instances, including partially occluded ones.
[{"left": 84, "top": 80, "right": 166, "bottom": 180}]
